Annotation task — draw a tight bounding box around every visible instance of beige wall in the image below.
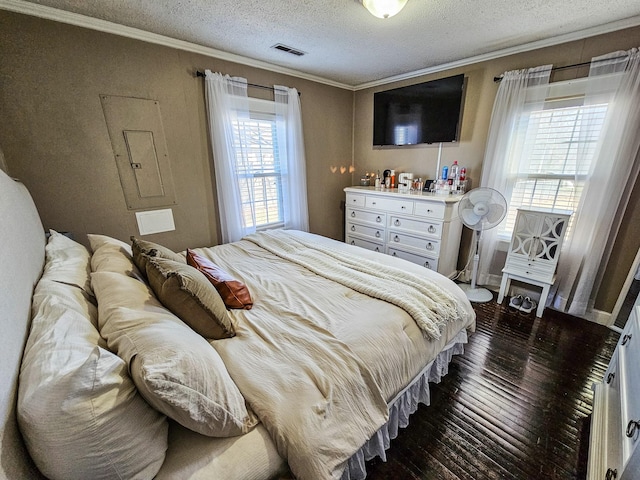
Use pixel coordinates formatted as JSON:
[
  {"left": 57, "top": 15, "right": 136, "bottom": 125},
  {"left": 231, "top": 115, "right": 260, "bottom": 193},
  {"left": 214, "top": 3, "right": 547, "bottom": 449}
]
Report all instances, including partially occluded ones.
[
  {"left": 0, "top": 10, "right": 353, "bottom": 252},
  {"left": 353, "top": 25, "right": 640, "bottom": 313},
  {"left": 1, "top": 9, "right": 638, "bottom": 313}
]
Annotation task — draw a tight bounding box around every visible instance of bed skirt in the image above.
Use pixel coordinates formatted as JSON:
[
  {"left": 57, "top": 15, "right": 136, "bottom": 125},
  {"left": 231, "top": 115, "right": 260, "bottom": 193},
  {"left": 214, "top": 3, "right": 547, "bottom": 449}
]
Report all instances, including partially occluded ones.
[{"left": 341, "top": 329, "right": 468, "bottom": 480}]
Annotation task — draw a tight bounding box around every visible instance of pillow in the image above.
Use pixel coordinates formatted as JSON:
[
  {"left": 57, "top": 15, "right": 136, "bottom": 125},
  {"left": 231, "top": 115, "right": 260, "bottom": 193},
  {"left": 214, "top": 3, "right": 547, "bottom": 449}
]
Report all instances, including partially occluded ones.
[
  {"left": 145, "top": 256, "right": 235, "bottom": 339},
  {"left": 92, "top": 271, "right": 258, "bottom": 437},
  {"left": 18, "top": 278, "right": 167, "bottom": 480},
  {"left": 186, "top": 249, "right": 253, "bottom": 310},
  {"left": 42, "top": 229, "right": 93, "bottom": 295},
  {"left": 131, "top": 236, "right": 185, "bottom": 275},
  {"left": 88, "top": 233, "right": 143, "bottom": 280}
]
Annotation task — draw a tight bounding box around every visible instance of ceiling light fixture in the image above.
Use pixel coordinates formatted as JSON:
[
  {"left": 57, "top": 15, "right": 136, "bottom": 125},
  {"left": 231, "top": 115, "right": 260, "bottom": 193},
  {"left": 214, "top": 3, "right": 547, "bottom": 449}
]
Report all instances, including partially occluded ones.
[{"left": 360, "top": 0, "right": 408, "bottom": 19}]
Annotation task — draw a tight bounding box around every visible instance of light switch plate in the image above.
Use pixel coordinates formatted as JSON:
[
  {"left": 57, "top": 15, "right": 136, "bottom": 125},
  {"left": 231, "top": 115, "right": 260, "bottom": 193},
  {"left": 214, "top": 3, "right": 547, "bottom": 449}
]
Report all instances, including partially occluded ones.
[{"left": 135, "top": 208, "right": 175, "bottom": 235}]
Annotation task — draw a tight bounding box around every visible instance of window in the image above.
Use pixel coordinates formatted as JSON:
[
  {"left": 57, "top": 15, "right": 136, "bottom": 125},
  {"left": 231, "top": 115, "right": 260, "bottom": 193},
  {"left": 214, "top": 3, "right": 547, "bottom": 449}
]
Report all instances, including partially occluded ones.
[
  {"left": 232, "top": 101, "right": 283, "bottom": 230},
  {"left": 498, "top": 79, "right": 614, "bottom": 240}
]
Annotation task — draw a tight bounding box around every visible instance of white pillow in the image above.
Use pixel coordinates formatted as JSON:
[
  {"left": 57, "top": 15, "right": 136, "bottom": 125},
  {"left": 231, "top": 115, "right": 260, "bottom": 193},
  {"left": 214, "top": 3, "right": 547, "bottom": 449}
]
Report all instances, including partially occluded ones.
[
  {"left": 18, "top": 279, "right": 168, "bottom": 480},
  {"left": 92, "top": 270, "right": 258, "bottom": 437},
  {"left": 88, "top": 233, "right": 144, "bottom": 280},
  {"left": 43, "top": 229, "right": 93, "bottom": 295}
]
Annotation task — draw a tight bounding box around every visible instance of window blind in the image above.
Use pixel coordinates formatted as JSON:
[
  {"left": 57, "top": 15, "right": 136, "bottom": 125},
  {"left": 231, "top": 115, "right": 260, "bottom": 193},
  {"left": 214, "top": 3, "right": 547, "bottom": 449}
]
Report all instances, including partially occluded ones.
[
  {"left": 233, "top": 116, "right": 283, "bottom": 229},
  {"left": 500, "top": 102, "right": 609, "bottom": 237}
]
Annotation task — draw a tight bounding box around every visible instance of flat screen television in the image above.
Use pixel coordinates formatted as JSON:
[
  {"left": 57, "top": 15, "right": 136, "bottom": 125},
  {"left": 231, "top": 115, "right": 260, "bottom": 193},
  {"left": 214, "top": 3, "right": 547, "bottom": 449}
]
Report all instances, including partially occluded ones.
[{"left": 373, "top": 74, "right": 466, "bottom": 146}]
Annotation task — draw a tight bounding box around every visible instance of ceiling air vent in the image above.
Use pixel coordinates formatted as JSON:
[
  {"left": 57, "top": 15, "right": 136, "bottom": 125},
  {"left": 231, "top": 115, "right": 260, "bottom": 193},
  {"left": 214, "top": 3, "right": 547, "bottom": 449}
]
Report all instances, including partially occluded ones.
[{"left": 271, "top": 44, "right": 306, "bottom": 56}]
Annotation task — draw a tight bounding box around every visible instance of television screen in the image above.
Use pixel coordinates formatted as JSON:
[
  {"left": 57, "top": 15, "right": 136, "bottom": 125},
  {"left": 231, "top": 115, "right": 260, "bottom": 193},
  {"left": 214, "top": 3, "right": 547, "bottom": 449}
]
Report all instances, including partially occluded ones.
[{"left": 373, "top": 74, "right": 466, "bottom": 146}]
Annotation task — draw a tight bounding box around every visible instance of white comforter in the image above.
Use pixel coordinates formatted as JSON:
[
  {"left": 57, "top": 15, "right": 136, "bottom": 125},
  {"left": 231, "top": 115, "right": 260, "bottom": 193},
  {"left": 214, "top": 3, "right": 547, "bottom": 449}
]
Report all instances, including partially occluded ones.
[{"left": 197, "top": 230, "right": 475, "bottom": 480}]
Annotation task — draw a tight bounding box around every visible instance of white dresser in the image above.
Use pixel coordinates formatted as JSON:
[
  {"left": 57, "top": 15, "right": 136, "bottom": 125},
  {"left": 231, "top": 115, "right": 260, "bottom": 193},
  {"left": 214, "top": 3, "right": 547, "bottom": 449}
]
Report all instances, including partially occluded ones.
[
  {"left": 344, "top": 187, "right": 462, "bottom": 278},
  {"left": 588, "top": 305, "right": 640, "bottom": 480},
  {"left": 497, "top": 207, "right": 572, "bottom": 317}
]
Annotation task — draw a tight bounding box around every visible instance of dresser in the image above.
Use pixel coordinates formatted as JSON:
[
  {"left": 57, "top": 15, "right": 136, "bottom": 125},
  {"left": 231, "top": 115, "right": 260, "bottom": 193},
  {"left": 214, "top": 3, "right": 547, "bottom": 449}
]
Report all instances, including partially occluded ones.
[
  {"left": 497, "top": 207, "right": 571, "bottom": 317},
  {"left": 587, "top": 305, "right": 640, "bottom": 480},
  {"left": 344, "top": 187, "right": 462, "bottom": 278}
]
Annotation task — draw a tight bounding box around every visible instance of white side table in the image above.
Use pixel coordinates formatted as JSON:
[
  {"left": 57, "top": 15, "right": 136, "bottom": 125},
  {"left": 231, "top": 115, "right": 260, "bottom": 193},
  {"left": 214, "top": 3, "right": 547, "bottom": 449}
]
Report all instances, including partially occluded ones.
[{"left": 497, "top": 208, "right": 571, "bottom": 317}]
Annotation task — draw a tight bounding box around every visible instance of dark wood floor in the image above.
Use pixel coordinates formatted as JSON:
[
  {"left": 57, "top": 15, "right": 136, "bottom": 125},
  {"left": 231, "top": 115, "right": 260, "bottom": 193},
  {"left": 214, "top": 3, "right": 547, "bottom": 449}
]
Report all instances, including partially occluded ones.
[{"left": 364, "top": 295, "right": 620, "bottom": 480}]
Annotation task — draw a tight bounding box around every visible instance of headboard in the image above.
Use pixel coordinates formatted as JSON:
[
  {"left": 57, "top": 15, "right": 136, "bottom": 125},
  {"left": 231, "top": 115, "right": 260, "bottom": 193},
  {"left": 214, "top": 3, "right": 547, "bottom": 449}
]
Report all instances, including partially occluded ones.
[{"left": 0, "top": 168, "right": 46, "bottom": 479}]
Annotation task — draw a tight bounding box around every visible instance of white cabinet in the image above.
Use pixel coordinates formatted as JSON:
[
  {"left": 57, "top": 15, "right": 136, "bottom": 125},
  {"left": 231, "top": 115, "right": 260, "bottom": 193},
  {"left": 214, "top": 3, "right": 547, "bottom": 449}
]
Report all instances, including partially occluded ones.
[
  {"left": 344, "top": 187, "right": 462, "bottom": 278},
  {"left": 588, "top": 306, "right": 640, "bottom": 480},
  {"left": 497, "top": 208, "right": 571, "bottom": 317}
]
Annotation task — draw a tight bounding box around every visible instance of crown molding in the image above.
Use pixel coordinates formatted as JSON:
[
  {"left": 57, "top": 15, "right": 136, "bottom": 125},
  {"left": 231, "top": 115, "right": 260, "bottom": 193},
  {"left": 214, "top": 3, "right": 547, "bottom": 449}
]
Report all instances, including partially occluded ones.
[
  {"left": 2, "top": 0, "right": 639, "bottom": 92},
  {"left": 0, "top": 0, "right": 354, "bottom": 91},
  {"left": 354, "top": 15, "right": 640, "bottom": 90}
]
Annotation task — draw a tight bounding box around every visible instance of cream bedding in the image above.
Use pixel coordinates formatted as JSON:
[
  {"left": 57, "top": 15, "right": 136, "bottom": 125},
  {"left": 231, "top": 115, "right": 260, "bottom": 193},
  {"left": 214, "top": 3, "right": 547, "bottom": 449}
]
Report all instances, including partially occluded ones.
[{"left": 195, "top": 230, "right": 476, "bottom": 480}]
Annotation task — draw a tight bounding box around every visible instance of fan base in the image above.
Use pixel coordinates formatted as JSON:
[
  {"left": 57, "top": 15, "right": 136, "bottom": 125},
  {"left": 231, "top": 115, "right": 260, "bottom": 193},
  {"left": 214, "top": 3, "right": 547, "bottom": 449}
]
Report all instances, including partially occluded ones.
[{"left": 458, "top": 284, "right": 494, "bottom": 303}]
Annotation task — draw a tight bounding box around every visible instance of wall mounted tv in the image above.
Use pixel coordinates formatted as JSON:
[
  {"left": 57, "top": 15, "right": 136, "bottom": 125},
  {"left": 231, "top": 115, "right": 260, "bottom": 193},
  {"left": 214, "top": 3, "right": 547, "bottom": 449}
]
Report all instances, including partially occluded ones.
[{"left": 373, "top": 74, "right": 466, "bottom": 146}]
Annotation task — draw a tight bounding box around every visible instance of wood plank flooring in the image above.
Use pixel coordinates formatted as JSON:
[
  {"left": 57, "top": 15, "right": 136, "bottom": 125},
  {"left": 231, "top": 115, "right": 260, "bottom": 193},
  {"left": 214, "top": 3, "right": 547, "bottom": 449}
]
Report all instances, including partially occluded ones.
[{"left": 364, "top": 296, "right": 620, "bottom": 480}]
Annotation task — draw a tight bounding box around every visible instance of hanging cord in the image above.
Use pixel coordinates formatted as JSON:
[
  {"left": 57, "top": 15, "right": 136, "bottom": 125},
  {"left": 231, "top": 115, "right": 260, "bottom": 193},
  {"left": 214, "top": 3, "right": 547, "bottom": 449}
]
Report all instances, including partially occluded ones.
[{"left": 451, "top": 229, "right": 476, "bottom": 282}]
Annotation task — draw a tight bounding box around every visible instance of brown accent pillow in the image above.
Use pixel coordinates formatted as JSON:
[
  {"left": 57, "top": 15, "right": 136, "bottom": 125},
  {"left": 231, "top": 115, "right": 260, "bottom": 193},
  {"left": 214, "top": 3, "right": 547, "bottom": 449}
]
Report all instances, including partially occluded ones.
[
  {"left": 130, "top": 236, "right": 185, "bottom": 275},
  {"left": 186, "top": 249, "right": 253, "bottom": 310},
  {"left": 145, "top": 256, "right": 235, "bottom": 339}
]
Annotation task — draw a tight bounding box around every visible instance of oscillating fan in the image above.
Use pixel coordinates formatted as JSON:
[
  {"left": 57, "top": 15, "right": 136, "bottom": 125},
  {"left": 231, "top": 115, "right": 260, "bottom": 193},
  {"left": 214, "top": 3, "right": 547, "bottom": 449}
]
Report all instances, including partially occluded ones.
[{"left": 458, "top": 187, "right": 507, "bottom": 302}]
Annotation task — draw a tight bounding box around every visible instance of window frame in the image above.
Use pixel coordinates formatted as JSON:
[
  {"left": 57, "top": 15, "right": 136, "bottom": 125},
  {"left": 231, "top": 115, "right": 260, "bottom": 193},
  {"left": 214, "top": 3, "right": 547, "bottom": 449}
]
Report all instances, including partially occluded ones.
[
  {"left": 232, "top": 97, "right": 285, "bottom": 231},
  {"left": 496, "top": 73, "right": 623, "bottom": 244}
]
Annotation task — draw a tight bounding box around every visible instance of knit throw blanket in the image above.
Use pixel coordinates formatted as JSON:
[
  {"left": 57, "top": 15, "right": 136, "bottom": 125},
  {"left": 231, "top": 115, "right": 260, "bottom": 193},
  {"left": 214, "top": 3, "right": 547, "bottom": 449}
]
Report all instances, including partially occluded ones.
[{"left": 244, "top": 230, "right": 469, "bottom": 340}]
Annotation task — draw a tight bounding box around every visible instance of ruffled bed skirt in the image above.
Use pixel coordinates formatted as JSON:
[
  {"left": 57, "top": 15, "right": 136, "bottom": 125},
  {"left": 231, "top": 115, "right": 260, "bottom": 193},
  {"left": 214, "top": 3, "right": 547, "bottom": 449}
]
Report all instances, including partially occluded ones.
[{"left": 341, "top": 329, "right": 468, "bottom": 480}]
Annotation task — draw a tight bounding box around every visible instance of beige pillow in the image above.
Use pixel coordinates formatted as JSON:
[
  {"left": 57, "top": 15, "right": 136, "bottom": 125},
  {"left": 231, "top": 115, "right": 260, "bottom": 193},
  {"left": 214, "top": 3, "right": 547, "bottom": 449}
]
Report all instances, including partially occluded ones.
[
  {"left": 145, "top": 256, "right": 235, "bottom": 339},
  {"left": 88, "top": 233, "right": 143, "bottom": 280},
  {"left": 131, "top": 236, "right": 185, "bottom": 275},
  {"left": 43, "top": 229, "right": 93, "bottom": 295},
  {"left": 92, "top": 271, "right": 257, "bottom": 437},
  {"left": 19, "top": 278, "right": 167, "bottom": 480}
]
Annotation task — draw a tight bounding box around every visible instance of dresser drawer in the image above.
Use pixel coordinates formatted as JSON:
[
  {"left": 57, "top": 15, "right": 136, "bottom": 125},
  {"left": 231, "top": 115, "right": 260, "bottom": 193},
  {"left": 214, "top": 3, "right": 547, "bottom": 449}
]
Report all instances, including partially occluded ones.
[
  {"left": 346, "top": 235, "right": 383, "bottom": 253},
  {"left": 619, "top": 308, "right": 640, "bottom": 463},
  {"left": 347, "top": 208, "right": 386, "bottom": 226},
  {"left": 388, "top": 247, "right": 438, "bottom": 271},
  {"left": 389, "top": 215, "right": 442, "bottom": 238},
  {"left": 504, "top": 257, "right": 555, "bottom": 282},
  {"left": 414, "top": 201, "right": 446, "bottom": 220},
  {"left": 389, "top": 231, "right": 440, "bottom": 256},
  {"left": 346, "top": 222, "right": 385, "bottom": 242},
  {"left": 346, "top": 193, "right": 365, "bottom": 208},
  {"left": 365, "top": 196, "right": 414, "bottom": 214}
]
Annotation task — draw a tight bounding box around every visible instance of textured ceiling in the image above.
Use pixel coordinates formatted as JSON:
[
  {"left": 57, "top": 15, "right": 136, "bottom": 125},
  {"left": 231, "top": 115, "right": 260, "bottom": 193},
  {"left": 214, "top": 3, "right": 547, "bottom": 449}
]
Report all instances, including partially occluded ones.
[{"left": 10, "top": 0, "right": 640, "bottom": 87}]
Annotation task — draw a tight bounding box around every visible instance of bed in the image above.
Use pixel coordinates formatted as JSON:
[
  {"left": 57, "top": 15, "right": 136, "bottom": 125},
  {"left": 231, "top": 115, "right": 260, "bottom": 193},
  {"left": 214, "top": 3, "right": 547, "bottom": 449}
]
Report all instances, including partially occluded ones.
[{"left": 0, "top": 167, "right": 475, "bottom": 480}]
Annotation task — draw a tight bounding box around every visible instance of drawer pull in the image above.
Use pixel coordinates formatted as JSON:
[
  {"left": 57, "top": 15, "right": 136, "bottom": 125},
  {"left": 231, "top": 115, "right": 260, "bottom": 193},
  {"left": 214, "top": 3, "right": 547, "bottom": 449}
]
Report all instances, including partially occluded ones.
[
  {"left": 376, "top": 216, "right": 381, "bottom": 223},
  {"left": 626, "top": 419, "right": 640, "bottom": 438},
  {"left": 375, "top": 231, "right": 381, "bottom": 238},
  {"left": 401, "top": 205, "right": 406, "bottom": 209},
  {"left": 428, "top": 225, "right": 436, "bottom": 234},
  {"left": 607, "top": 372, "right": 615, "bottom": 384},
  {"left": 372, "top": 201, "right": 377, "bottom": 205},
  {"left": 375, "top": 247, "right": 380, "bottom": 252},
  {"left": 427, "top": 209, "right": 432, "bottom": 213},
  {"left": 394, "top": 235, "right": 400, "bottom": 242},
  {"left": 605, "top": 468, "right": 617, "bottom": 480},
  {"left": 392, "top": 251, "right": 397, "bottom": 257},
  {"left": 424, "top": 261, "right": 430, "bottom": 269},
  {"left": 622, "top": 333, "right": 632, "bottom": 345},
  {"left": 394, "top": 219, "right": 401, "bottom": 226},
  {"left": 426, "top": 242, "right": 434, "bottom": 250},
  {"left": 351, "top": 211, "right": 356, "bottom": 217},
  {"left": 350, "top": 240, "right": 355, "bottom": 245},
  {"left": 352, "top": 198, "right": 357, "bottom": 203},
  {"left": 351, "top": 225, "right": 355, "bottom": 231}
]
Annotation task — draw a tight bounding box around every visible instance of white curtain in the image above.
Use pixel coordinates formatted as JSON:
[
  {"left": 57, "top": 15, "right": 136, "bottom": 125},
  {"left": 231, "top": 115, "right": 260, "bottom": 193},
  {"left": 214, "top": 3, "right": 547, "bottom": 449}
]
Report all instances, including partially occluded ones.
[
  {"left": 476, "top": 65, "right": 552, "bottom": 286},
  {"left": 204, "top": 72, "right": 309, "bottom": 243},
  {"left": 204, "top": 70, "right": 253, "bottom": 244},
  {"left": 553, "top": 48, "right": 640, "bottom": 315},
  {"left": 274, "top": 85, "right": 309, "bottom": 232}
]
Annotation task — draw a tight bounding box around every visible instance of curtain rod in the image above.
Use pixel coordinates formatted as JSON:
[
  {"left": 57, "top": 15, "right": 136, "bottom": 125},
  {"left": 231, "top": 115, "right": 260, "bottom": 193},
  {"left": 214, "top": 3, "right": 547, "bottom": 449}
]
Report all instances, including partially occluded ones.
[
  {"left": 195, "top": 70, "right": 301, "bottom": 95},
  {"left": 493, "top": 54, "right": 630, "bottom": 82}
]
